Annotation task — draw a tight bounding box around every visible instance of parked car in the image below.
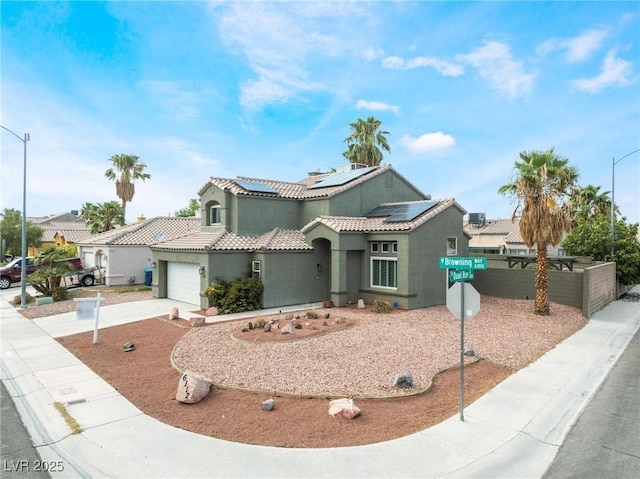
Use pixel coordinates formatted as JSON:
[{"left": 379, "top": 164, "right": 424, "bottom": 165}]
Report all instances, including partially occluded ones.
[{"left": 0, "top": 256, "right": 96, "bottom": 290}]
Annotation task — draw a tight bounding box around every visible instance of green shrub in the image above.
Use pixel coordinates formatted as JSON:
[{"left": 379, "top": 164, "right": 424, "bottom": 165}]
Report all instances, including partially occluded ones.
[
  {"left": 373, "top": 299, "right": 392, "bottom": 313},
  {"left": 218, "top": 277, "right": 264, "bottom": 314},
  {"left": 204, "top": 276, "right": 230, "bottom": 307},
  {"left": 306, "top": 310, "right": 319, "bottom": 319}
]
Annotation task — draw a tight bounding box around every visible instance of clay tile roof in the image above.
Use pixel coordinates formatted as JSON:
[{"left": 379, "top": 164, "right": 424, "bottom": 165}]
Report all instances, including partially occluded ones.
[
  {"left": 464, "top": 218, "right": 524, "bottom": 243},
  {"left": 150, "top": 231, "right": 227, "bottom": 251},
  {"left": 152, "top": 228, "right": 312, "bottom": 252},
  {"left": 39, "top": 222, "right": 92, "bottom": 243},
  {"left": 255, "top": 228, "right": 312, "bottom": 251},
  {"left": 78, "top": 217, "right": 201, "bottom": 246},
  {"left": 198, "top": 165, "right": 397, "bottom": 200},
  {"left": 301, "top": 199, "right": 465, "bottom": 233}
]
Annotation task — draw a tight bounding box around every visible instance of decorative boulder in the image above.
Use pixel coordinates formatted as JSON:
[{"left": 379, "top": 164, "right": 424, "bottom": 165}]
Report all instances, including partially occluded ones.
[
  {"left": 393, "top": 373, "right": 414, "bottom": 388},
  {"left": 176, "top": 371, "right": 212, "bottom": 404},
  {"left": 328, "top": 398, "right": 361, "bottom": 419},
  {"left": 281, "top": 323, "right": 293, "bottom": 335},
  {"left": 169, "top": 307, "right": 180, "bottom": 320},
  {"left": 464, "top": 348, "right": 475, "bottom": 357},
  {"left": 263, "top": 323, "right": 271, "bottom": 332},
  {"left": 261, "top": 399, "right": 275, "bottom": 411},
  {"left": 357, "top": 299, "right": 365, "bottom": 309},
  {"left": 190, "top": 317, "right": 205, "bottom": 327},
  {"left": 205, "top": 307, "right": 219, "bottom": 317}
]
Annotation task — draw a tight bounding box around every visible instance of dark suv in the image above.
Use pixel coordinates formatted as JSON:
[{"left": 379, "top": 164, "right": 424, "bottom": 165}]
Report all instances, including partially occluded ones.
[{"left": 0, "top": 256, "right": 89, "bottom": 290}]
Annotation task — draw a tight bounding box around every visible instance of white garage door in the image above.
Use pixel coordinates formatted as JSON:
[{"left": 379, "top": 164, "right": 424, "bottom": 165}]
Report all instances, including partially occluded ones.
[{"left": 167, "top": 262, "right": 201, "bottom": 306}]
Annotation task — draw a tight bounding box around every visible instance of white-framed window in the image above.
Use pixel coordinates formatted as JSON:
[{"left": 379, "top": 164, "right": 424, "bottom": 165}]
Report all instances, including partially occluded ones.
[
  {"left": 447, "top": 237, "right": 457, "bottom": 256},
  {"left": 371, "top": 257, "right": 397, "bottom": 289},
  {"left": 370, "top": 241, "right": 398, "bottom": 254},
  {"left": 209, "top": 203, "right": 221, "bottom": 225},
  {"left": 252, "top": 260, "right": 261, "bottom": 278}
]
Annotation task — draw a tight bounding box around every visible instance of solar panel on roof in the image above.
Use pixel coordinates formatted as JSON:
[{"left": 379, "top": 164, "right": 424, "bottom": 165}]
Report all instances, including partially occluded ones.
[
  {"left": 365, "top": 201, "right": 439, "bottom": 222},
  {"left": 365, "top": 204, "right": 404, "bottom": 217},
  {"left": 308, "top": 166, "right": 376, "bottom": 189},
  {"left": 234, "top": 180, "right": 278, "bottom": 194}
]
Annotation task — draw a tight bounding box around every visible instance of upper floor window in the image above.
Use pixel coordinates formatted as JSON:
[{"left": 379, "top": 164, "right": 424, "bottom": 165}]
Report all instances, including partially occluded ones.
[
  {"left": 370, "top": 241, "right": 397, "bottom": 254},
  {"left": 447, "top": 237, "right": 457, "bottom": 256},
  {"left": 208, "top": 202, "right": 221, "bottom": 225}
]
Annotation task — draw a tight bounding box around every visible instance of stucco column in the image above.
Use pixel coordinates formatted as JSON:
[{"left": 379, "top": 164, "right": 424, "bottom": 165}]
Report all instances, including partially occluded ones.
[{"left": 331, "top": 249, "right": 348, "bottom": 306}]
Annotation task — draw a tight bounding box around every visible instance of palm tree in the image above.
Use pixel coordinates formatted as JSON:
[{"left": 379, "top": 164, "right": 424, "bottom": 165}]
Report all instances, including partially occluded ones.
[
  {"left": 342, "top": 116, "right": 390, "bottom": 167},
  {"left": 105, "top": 154, "right": 151, "bottom": 219},
  {"left": 569, "top": 184, "right": 612, "bottom": 226},
  {"left": 81, "top": 201, "right": 125, "bottom": 234},
  {"left": 498, "top": 148, "right": 579, "bottom": 315}
]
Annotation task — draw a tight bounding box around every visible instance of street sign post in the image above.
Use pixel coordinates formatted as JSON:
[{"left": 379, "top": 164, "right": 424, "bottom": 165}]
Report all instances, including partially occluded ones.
[
  {"left": 438, "top": 256, "right": 487, "bottom": 270},
  {"left": 439, "top": 256, "right": 486, "bottom": 421}
]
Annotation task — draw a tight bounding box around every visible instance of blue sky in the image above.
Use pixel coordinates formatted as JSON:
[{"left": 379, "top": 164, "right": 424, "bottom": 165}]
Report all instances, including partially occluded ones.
[{"left": 2, "top": 1, "right": 639, "bottom": 225}]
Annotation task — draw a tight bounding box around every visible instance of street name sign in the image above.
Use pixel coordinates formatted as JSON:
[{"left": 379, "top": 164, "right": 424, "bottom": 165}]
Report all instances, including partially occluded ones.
[
  {"left": 439, "top": 257, "right": 487, "bottom": 270},
  {"left": 449, "top": 269, "right": 474, "bottom": 282}
]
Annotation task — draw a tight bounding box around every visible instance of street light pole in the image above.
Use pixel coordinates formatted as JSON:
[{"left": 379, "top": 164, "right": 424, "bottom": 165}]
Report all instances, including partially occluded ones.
[
  {"left": 1, "top": 125, "right": 30, "bottom": 309},
  {"left": 610, "top": 148, "right": 640, "bottom": 257}
]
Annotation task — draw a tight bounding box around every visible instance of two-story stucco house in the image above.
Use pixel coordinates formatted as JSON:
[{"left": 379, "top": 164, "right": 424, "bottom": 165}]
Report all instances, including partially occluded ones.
[{"left": 150, "top": 164, "right": 469, "bottom": 310}]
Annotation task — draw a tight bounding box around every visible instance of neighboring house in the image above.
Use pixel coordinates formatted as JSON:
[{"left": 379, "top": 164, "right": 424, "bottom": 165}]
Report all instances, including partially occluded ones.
[
  {"left": 151, "top": 164, "right": 469, "bottom": 309},
  {"left": 76, "top": 217, "right": 201, "bottom": 286},
  {"left": 464, "top": 216, "right": 566, "bottom": 256},
  {"left": 29, "top": 212, "right": 91, "bottom": 255}
]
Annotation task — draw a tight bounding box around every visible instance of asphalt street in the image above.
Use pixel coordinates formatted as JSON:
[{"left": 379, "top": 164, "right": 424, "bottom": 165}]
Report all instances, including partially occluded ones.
[
  {"left": 1, "top": 380, "right": 51, "bottom": 479},
  {"left": 543, "top": 315, "right": 640, "bottom": 479}
]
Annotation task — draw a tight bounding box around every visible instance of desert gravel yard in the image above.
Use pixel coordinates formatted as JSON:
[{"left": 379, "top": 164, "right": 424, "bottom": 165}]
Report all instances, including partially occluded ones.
[{"left": 173, "top": 296, "right": 587, "bottom": 398}]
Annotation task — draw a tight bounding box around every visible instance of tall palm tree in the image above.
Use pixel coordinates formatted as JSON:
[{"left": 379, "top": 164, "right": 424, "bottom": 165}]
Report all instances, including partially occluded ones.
[
  {"left": 569, "top": 184, "right": 612, "bottom": 226},
  {"left": 498, "top": 148, "right": 579, "bottom": 315},
  {"left": 342, "top": 116, "right": 390, "bottom": 167},
  {"left": 81, "top": 201, "right": 125, "bottom": 234},
  {"left": 105, "top": 154, "right": 151, "bottom": 219}
]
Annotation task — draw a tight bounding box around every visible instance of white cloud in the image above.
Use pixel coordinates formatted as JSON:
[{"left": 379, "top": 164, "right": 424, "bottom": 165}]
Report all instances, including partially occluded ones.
[
  {"left": 381, "top": 55, "right": 464, "bottom": 76},
  {"left": 400, "top": 132, "right": 455, "bottom": 154},
  {"left": 381, "top": 55, "right": 405, "bottom": 69},
  {"left": 215, "top": 2, "right": 365, "bottom": 113},
  {"left": 356, "top": 100, "right": 400, "bottom": 115},
  {"left": 537, "top": 28, "right": 607, "bottom": 62},
  {"left": 462, "top": 41, "right": 536, "bottom": 99},
  {"left": 404, "top": 56, "right": 464, "bottom": 76},
  {"left": 571, "top": 49, "right": 636, "bottom": 93}
]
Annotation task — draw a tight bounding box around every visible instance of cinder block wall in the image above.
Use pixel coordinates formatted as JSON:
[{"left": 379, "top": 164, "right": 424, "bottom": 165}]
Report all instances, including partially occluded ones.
[
  {"left": 472, "top": 269, "right": 583, "bottom": 310},
  {"left": 583, "top": 262, "right": 616, "bottom": 317},
  {"left": 471, "top": 262, "right": 620, "bottom": 318}
]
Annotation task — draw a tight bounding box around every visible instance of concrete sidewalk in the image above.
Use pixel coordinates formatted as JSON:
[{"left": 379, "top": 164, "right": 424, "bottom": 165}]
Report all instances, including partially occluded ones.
[{"left": 1, "top": 288, "right": 639, "bottom": 478}]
